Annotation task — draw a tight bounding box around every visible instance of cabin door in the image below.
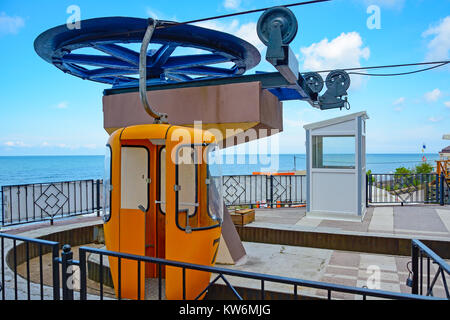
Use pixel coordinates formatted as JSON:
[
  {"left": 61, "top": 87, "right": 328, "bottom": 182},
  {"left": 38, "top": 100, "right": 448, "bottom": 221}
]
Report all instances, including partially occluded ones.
[{"left": 119, "top": 145, "right": 149, "bottom": 299}]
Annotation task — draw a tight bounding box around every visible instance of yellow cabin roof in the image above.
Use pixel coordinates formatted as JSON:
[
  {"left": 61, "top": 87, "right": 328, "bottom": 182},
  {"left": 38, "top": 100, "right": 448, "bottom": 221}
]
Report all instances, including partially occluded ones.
[{"left": 109, "top": 124, "right": 215, "bottom": 144}]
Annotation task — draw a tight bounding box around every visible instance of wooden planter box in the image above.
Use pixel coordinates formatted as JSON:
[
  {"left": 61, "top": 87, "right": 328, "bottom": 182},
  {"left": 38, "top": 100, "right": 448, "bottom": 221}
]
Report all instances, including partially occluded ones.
[{"left": 231, "top": 209, "right": 255, "bottom": 226}]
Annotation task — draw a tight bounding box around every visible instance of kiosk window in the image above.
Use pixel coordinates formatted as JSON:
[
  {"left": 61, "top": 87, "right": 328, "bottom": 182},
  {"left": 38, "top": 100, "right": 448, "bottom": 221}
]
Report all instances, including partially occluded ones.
[{"left": 312, "top": 136, "right": 355, "bottom": 169}]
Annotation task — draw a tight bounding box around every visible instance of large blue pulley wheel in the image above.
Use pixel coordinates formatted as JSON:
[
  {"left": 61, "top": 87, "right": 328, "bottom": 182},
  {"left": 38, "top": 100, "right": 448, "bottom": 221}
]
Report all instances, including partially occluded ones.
[{"left": 34, "top": 17, "right": 261, "bottom": 88}]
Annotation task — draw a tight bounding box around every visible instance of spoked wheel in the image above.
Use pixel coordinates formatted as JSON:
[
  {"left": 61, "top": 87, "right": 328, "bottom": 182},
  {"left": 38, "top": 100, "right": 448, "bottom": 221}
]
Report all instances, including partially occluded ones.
[{"left": 34, "top": 17, "right": 261, "bottom": 88}]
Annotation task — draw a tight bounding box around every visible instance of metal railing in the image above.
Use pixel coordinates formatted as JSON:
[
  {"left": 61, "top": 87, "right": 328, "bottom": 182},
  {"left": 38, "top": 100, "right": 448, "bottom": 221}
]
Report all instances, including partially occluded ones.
[
  {"left": 410, "top": 239, "right": 450, "bottom": 298},
  {"left": 1, "top": 172, "right": 446, "bottom": 227},
  {"left": 0, "top": 175, "right": 306, "bottom": 227},
  {"left": 0, "top": 232, "right": 60, "bottom": 300},
  {"left": 1, "top": 179, "right": 102, "bottom": 226},
  {"left": 223, "top": 175, "right": 306, "bottom": 208},
  {"left": 75, "top": 246, "right": 438, "bottom": 301},
  {"left": 367, "top": 173, "right": 448, "bottom": 205},
  {"left": 0, "top": 232, "right": 445, "bottom": 301}
]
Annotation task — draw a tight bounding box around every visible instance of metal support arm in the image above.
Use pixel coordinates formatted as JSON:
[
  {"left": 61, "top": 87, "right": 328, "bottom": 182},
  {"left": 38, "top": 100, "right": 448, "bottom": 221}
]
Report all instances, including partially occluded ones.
[{"left": 139, "top": 18, "right": 168, "bottom": 123}]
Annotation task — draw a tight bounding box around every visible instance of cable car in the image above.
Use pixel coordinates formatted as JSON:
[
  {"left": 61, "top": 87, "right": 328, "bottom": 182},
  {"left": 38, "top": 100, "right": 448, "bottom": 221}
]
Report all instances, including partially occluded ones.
[{"left": 103, "top": 123, "right": 223, "bottom": 300}]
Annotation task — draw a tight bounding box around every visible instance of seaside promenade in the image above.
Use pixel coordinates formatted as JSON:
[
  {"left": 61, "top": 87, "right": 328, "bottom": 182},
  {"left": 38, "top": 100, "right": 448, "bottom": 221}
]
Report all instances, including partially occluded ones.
[{"left": 1, "top": 204, "right": 449, "bottom": 299}]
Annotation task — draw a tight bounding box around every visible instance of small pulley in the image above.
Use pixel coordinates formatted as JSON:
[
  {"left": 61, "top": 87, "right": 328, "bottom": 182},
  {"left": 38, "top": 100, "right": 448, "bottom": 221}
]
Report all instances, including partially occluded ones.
[
  {"left": 257, "top": 7, "right": 299, "bottom": 85},
  {"left": 318, "top": 69, "right": 351, "bottom": 110},
  {"left": 257, "top": 6, "right": 298, "bottom": 47},
  {"left": 325, "top": 70, "right": 351, "bottom": 96},
  {"left": 303, "top": 72, "right": 324, "bottom": 94}
]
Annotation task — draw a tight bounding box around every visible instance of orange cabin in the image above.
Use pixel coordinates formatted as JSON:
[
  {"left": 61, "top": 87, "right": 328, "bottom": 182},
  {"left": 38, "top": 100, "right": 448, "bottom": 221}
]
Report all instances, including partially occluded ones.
[{"left": 103, "top": 124, "right": 223, "bottom": 300}]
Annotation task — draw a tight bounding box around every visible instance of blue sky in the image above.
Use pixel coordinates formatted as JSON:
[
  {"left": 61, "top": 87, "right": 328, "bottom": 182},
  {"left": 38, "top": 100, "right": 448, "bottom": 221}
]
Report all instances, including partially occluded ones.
[{"left": 0, "top": 0, "right": 449, "bottom": 156}]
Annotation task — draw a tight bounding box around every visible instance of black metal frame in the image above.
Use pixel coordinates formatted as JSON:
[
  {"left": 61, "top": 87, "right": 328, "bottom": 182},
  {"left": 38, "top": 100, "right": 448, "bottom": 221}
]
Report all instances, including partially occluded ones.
[
  {"left": 0, "top": 232, "right": 60, "bottom": 300},
  {"left": 411, "top": 239, "right": 450, "bottom": 298},
  {"left": 223, "top": 174, "right": 306, "bottom": 208},
  {"left": 0, "top": 231, "right": 446, "bottom": 301},
  {"left": 366, "top": 173, "right": 442, "bottom": 205},
  {"left": 1, "top": 179, "right": 102, "bottom": 227},
  {"left": 76, "top": 246, "right": 440, "bottom": 301}
]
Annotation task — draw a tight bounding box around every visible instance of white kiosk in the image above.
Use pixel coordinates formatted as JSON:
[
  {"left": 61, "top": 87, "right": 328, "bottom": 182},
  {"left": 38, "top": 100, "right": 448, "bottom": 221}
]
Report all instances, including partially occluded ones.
[{"left": 304, "top": 111, "right": 368, "bottom": 221}]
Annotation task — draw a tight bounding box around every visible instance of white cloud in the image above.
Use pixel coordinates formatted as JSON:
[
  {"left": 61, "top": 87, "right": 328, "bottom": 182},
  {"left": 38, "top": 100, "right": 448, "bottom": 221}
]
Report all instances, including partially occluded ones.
[
  {"left": 422, "top": 16, "right": 450, "bottom": 61},
  {"left": 146, "top": 7, "right": 177, "bottom": 22},
  {"left": 424, "top": 88, "right": 442, "bottom": 102},
  {"left": 0, "top": 12, "right": 25, "bottom": 35},
  {"left": 146, "top": 9, "right": 158, "bottom": 20},
  {"left": 428, "top": 116, "right": 443, "bottom": 122},
  {"left": 194, "top": 19, "right": 264, "bottom": 52},
  {"left": 393, "top": 97, "right": 405, "bottom": 105},
  {"left": 4, "top": 141, "right": 30, "bottom": 147},
  {"left": 56, "top": 101, "right": 68, "bottom": 109},
  {"left": 392, "top": 97, "right": 405, "bottom": 111},
  {"left": 445, "top": 101, "right": 450, "bottom": 108},
  {"left": 300, "top": 32, "right": 370, "bottom": 88},
  {"left": 223, "top": 0, "right": 241, "bottom": 10}
]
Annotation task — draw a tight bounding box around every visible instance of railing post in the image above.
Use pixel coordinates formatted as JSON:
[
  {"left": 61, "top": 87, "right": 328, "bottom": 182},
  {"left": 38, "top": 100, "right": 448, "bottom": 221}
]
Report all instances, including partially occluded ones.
[
  {"left": 435, "top": 174, "right": 440, "bottom": 203},
  {"left": 270, "top": 175, "right": 274, "bottom": 208},
  {"left": 411, "top": 241, "right": 419, "bottom": 295},
  {"left": 79, "top": 248, "right": 87, "bottom": 300},
  {"left": 61, "top": 244, "right": 74, "bottom": 300},
  {"left": 1, "top": 188, "right": 4, "bottom": 227},
  {"left": 440, "top": 173, "right": 445, "bottom": 206},
  {"left": 96, "top": 179, "right": 101, "bottom": 216},
  {"left": 52, "top": 244, "right": 60, "bottom": 300},
  {"left": 365, "top": 174, "right": 369, "bottom": 207}
]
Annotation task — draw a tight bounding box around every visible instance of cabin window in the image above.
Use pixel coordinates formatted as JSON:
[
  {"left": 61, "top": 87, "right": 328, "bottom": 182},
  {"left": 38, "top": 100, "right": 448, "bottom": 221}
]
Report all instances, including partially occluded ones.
[
  {"left": 159, "top": 147, "right": 166, "bottom": 214},
  {"left": 176, "top": 146, "right": 198, "bottom": 218},
  {"left": 206, "top": 144, "right": 223, "bottom": 223},
  {"left": 103, "top": 145, "right": 112, "bottom": 222},
  {"left": 120, "top": 146, "right": 149, "bottom": 210},
  {"left": 175, "top": 143, "right": 222, "bottom": 232},
  {"left": 312, "top": 136, "right": 355, "bottom": 169}
]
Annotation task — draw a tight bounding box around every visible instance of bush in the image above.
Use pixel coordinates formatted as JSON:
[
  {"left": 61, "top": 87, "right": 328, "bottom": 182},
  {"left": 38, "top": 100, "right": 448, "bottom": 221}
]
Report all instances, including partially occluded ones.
[
  {"left": 414, "top": 162, "right": 433, "bottom": 174},
  {"left": 394, "top": 167, "right": 412, "bottom": 175}
]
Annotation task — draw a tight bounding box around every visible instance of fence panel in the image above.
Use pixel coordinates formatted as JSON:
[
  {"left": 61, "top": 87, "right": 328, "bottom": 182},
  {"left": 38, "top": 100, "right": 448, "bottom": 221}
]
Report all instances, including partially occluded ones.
[
  {"left": 367, "top": 173, "right": 439, "bottom": 205},
  {"left": 222, "top": 175, "right": 306, "bottom": 207},
  {"left": 0, "top": 232, "right": 60, "bottom": 300},
  {"left": 1, "top": 179, "right": 102, "bottom": 226}
]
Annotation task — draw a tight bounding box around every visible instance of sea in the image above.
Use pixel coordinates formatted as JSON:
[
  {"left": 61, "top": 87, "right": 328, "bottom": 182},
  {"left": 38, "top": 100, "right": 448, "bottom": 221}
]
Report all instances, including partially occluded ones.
[{"left": 0, "top": 153, "right": 440, "bottom": 188}]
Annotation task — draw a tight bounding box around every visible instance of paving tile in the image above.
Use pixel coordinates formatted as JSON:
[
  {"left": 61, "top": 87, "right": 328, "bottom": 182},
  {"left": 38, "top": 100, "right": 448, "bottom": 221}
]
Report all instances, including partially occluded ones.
[
  {"left": 325, "top": 265, "right": 359, "bottom": 277},
  {"left": 321, "top": 275, "right": 357, "bottom": 287},
  {"left": 360, "top": 254, "right": 397, "bottom": 272},
  {"left": 358, "top": 268, "right": 400, "bottom": 283},
  {"left": 329, "top": 251, "right": 360, "bottom": 268},
  {"left": 393, "top": 206, "right": 448, "bottom": 233},
  {"left": 369, "top": 207, "right": 394, "bottom": 232}
]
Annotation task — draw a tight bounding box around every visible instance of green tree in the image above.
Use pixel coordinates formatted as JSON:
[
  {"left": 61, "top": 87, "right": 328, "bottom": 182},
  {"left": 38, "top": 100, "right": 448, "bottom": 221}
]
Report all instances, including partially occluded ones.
[
  {"left": 394, "top": 167, "right": 412, "bottom": 189},
  {"left": 394, "top": 167, "right": 412, "bottom": 174},
  {"left": 414, "top": 162, "right": 433, "bottom": 174}
]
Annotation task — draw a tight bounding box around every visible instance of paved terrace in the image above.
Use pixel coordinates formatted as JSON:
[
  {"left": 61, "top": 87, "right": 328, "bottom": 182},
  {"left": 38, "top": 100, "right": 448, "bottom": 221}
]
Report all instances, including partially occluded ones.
[
  {"left": 251, "top": 204, "right": 450, "bottom": 240},
  {"left": 214, "top": 204, "right": 450, "bottom": 299},
  {"left": 1, "top": 206, "right": 449, "bottom": 300}
]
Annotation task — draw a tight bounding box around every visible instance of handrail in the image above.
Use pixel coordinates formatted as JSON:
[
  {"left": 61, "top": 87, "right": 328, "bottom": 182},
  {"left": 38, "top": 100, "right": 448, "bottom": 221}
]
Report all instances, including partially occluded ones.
[
  {"left": 79, "top": 246, "right": 441, "bottom": 300},
  {"left": 412, "top": 240, "right": 450, "bottom": 275},
  {"left": 0, "top": 232, "right": 59, "bottom": 246},
  {"left": 411, "top": 239, "right": 450, "bottom": 298}
]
